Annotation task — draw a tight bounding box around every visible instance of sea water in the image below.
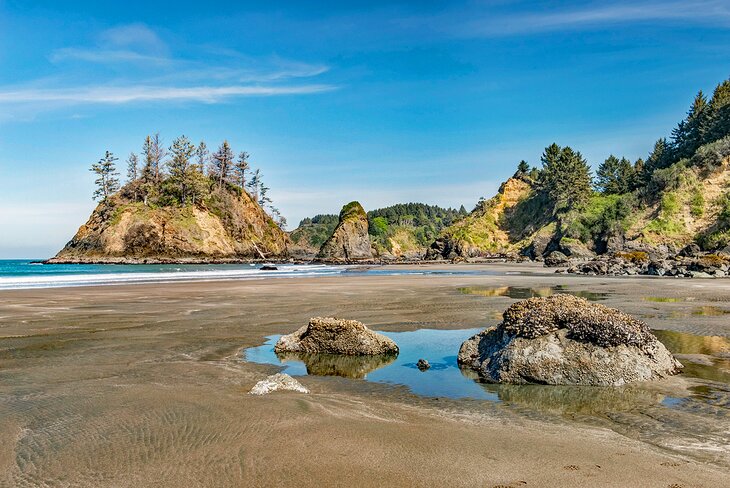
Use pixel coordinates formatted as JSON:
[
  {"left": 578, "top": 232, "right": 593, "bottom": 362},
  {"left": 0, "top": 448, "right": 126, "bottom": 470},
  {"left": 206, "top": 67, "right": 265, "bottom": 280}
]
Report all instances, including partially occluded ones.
[{"left": 0, "top": 260, "right": 506, "bottom": 290}]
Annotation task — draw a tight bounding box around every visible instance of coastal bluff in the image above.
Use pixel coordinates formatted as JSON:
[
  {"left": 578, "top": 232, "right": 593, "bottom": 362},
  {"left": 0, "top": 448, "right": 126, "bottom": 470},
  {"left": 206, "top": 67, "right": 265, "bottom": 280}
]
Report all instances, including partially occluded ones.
[{"left": 48, "top": 186, "right": 290, "bottom": 264}]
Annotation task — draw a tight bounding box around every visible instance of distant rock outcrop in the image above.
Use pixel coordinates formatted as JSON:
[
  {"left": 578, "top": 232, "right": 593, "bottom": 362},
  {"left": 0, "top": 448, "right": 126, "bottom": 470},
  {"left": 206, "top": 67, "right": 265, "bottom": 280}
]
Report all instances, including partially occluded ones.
[
  {"left": 275, "top": 317, "right": 398, "bottom": 356},
  {"left": 317, "top": 202, "right": 374, "bottom": 260},
  {"left": 48, "top": 187, "right": 289, "bottom": 263},
  {"left": 458, "top": 295, "right": 682, "bottom": 386}
]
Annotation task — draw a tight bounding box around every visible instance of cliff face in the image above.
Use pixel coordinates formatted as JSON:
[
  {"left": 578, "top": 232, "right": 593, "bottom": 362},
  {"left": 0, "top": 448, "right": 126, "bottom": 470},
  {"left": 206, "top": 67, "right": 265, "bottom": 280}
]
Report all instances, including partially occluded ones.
[
  {"left": 317, "top": 202, "right": 374, "bottom": 260},
  {"left": 49, "top": 188, "right": 290, "bottom": 263},
  {"left": 427, "top": 177, "right": 546, "bottom": 259}
]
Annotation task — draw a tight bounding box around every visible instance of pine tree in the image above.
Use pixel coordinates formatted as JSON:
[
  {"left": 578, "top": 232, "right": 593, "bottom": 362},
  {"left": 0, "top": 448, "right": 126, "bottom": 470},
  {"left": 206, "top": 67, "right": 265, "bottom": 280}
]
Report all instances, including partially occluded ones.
[
  {"left": 517, "top": 160, "right": 530, "bottom": 174},
  {"left": 90, "top": 151, "right": 120, "bottom": 202},
  {"left": 707, "top": 79, "right": 730, "bottom": 143},
  {"left": 538, "top": 143, "right": 592, "bottom": 212},
  {"left": 195, "top": 141, "right": 209, "bottom": 174},
  {"left": 672, "top": 90, "right": 709, "bottom": 160},
  {"left": 167, "top": 135, "right": 196, "bottom": 204},
  {"left": 246, "top": 168, "right": 262, "bottom": 201},
  {"left": 141, "top": 135, "right": 154, "bottom": 183},
  {"left": 234, "top": 151, "right": 250, "bottom": 189},
  {"left": 211, "top": 140, "right": 234, "bottom": 189},
  {"left": 150, "top": 133, "right": 167, "bottom": 183},
  {"left": 596, "top": 155, "right": 634, "bottom": 194},
  {"left": 643, "top": 138, "right": 670, "bottom": 181},
  {"left": 126, "top": 152, "right": 139, "bottom": 182}
]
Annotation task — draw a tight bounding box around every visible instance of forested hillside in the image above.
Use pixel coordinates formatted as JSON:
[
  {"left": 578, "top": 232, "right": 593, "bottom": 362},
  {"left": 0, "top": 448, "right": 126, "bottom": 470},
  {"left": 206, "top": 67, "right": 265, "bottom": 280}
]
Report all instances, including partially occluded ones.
[{"left": 429, "top": 77, "right": 730, "bottom": 260}]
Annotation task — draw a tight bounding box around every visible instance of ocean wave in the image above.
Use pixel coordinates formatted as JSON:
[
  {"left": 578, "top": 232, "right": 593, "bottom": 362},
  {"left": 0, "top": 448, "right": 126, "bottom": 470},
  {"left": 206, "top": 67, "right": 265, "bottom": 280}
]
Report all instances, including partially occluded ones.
[{"left": 0, "top": 264, "right": 349, "bottom": 290}]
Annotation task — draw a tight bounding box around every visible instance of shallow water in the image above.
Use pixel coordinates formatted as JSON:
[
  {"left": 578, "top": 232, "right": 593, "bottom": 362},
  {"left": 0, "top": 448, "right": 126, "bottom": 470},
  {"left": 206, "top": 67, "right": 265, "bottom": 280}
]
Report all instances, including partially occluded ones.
[
  {"left": 243, "top": 327, "right": 730, "bottom": 465},
  {"left": 458, "top": 285, "right": 609, "bottom": 301}
]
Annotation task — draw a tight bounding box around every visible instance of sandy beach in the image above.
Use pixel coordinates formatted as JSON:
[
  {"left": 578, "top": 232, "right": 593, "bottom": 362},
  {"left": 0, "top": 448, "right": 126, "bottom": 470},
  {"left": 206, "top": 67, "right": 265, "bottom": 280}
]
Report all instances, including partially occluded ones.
[{"left": 1, "top": 263, "right": 729, "bottom": 487}]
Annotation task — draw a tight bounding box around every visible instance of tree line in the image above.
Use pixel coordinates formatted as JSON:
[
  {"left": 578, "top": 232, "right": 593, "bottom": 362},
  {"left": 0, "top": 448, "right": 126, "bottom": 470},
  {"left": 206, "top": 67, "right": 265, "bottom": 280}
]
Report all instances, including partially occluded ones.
[
  {"left": 505, "top": 76, "right": 730, "bottom": 218},
  {"left": 88, "top": 134, "right": 286, "bottom": 228}
]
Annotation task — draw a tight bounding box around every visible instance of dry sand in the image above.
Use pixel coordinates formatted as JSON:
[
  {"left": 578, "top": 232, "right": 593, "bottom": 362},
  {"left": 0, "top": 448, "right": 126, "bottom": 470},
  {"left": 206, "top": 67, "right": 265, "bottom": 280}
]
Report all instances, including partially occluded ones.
[{"left": 0, "top": 263, "right": 728, "bottom": 487}]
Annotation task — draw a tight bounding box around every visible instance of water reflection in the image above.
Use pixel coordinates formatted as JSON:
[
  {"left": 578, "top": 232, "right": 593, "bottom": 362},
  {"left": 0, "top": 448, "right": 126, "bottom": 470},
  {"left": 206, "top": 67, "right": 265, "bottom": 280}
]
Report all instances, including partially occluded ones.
[
  {"left": 275, "top": 351, "right": 396, "bottom": 379},
  {"left": 458, "top": 285, "right": 609, "bottom": 301}
]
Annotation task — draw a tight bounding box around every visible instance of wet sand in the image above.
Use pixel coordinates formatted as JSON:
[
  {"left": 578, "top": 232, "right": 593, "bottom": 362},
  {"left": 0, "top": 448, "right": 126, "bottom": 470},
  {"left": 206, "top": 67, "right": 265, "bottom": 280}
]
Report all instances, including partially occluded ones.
[{"left": 1, "top": 263, "right": 729, "bottom": 487}]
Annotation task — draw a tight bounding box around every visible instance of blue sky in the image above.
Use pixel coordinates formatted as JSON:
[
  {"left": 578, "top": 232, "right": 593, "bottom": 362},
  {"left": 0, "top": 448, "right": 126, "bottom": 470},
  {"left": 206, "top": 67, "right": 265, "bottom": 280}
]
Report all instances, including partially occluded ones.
[{"left": 1, "top": 1, "right": 730, "bottom": 258}]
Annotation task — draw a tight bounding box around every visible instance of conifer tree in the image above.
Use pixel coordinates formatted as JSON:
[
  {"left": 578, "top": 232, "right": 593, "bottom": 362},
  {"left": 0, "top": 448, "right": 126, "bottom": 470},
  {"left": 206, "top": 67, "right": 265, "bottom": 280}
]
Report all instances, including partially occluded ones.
[
  {"left": 643, "top": 138, "right": 670, "bottom": 181},
  {"left": 234, "top": 151, "right": 250, "bottom": 189},
  {"left": 168, "top": 135, "right": 196, "bottom": 204},
  {"left": 707, "top": 79, "right": 730, "bottom": 143},
  {"left": 538, "top": 143, "right": 592, "bottom": 212},
  {"left": 517, "top": 160, "right": 530, "bottom": 174},
  {"left": 211, "top": 140, "right": 234, "bottom": 189},
  {"left": 596, "top": 155, "right": 634, "bottom": 194},
  {"left": 246, "top": 168, "right": 262, "bottom": 201},
  {"left": 195, "top": 141, "right": 209, "bottom": 174},
  {"left": 150, "top": 133, "right": 167, "bottom": 183},
  {"left": 672, "top": 91, "right": 709, "bottom": 159},
  {"left": 126, "top": 152, "right": 139, "bottom": 182},
  {"left": 90, "top": 151, "right": 120, "bottom": 202}
]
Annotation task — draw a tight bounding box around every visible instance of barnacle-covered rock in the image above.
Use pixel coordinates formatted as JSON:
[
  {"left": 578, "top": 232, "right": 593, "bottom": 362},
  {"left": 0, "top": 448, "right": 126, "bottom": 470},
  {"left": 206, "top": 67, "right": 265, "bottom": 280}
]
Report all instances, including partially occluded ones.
[
  {"left": 275, "top": 317, "right": 399, "bottom": 356},
  {"left": 458, "top": 295, "right": 682, "bottom": 386}
]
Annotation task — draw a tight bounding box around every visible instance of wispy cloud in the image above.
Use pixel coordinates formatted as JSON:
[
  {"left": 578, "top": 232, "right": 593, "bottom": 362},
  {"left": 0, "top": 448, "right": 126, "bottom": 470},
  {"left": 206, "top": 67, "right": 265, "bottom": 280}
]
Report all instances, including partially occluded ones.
[
  {"left": 2, "top": 22, "right": 335, "bottom": 115},
  {"left": 457, "top": 1, "right": 730, "bottom": 37},
  {"left": 49, "top": 22, "right": 169, "bottom": 64},
  {"left": 0, "top": 84, "right": 336, "bottom": 104}
]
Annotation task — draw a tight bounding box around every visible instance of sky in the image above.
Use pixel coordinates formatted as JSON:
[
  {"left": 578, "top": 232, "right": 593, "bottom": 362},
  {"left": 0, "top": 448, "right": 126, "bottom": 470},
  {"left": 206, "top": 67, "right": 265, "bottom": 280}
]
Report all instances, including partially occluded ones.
[{"left": 1, "top": 1, "right": 730, "bottom": 258}]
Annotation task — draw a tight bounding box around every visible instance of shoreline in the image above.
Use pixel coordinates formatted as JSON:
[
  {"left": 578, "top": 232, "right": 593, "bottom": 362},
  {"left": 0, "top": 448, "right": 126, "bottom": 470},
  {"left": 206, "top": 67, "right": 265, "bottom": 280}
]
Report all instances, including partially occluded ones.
[{"left": 1, "top": 266, "right": 728, "bottom": 486}]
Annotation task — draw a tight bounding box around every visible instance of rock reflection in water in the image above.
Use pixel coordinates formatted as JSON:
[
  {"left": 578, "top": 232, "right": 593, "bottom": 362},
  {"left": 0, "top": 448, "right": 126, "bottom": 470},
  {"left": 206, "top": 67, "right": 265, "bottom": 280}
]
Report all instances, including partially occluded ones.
[
  {"left": 473, "top": 381, "right": 662, "bottom": 415},
  {"left": 275, "top": 351, "right": 397, "bottom": 379},
  {"left": 458, "top": 285, "right": 609, "bottom": 301}
]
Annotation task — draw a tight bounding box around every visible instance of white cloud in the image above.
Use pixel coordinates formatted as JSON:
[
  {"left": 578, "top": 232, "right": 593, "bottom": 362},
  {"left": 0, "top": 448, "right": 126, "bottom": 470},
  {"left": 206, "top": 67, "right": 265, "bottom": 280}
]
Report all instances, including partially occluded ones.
[
  {"left": 0, "top": 84, "right": 336, "bottom": 104},
  {"left": 454, "top": 1, "right": 730, "bottom": 37}
]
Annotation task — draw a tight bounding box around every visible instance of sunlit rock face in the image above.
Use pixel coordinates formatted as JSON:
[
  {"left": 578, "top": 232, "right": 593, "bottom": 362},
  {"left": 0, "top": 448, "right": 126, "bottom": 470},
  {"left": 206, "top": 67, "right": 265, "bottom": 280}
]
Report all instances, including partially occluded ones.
[
  {"left": 458, "top": 294, "right": 683, "bottom": 386},
  {"left": 317, "top": 201, "right": 373, "bottom": 260}
]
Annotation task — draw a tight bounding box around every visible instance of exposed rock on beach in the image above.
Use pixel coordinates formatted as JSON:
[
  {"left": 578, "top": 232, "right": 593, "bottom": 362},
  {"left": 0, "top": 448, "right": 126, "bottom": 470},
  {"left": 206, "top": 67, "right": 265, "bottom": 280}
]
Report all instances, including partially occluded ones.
[
  {"left": 458, "top": 295, "right": 683, "bottom": 386},
  {"left": 275, "top": 317, "right": 399, "bottom": 356},
  {"left": 249, "top": 373, "right": 309, "bottom": 395},
  {"left": 317, "top": 201, "right": 374, "bottom": 261}
]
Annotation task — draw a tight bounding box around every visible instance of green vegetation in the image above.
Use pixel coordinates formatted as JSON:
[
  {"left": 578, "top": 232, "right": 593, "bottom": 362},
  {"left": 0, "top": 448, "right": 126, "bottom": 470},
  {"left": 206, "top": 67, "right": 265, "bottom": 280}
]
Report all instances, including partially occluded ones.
[
  {"left": 91, "top": 133, "right": 286, "bottom": 229},
  {"left": 366, "top": 203, "right": 467, "bottom": 251}
]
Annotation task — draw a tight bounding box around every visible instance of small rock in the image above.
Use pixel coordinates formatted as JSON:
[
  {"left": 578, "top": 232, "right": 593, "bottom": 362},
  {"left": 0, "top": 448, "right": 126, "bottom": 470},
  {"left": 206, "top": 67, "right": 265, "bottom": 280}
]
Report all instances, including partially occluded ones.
[
  {"left": 260, "top": 265, "right": 278, "bottom": 271},
  {"left": 249, "top": 373, "right": 309, "bottom": 395},
  {"left": 416, "top": 359, "right": 430, "bottom": 371}
]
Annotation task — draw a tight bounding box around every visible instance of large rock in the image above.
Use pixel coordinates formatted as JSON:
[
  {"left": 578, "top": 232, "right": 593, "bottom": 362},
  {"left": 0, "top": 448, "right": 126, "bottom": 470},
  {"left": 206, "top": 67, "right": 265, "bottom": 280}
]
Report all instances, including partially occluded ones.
[
  {"left": 275, "top": 317, "right": 399, "bottom": 355},
  {"left": 317, "top": 202, "right": 373, "bottom": 260},
  {"left": 458, "top": 295, "right": 682, "bottom": 386}
]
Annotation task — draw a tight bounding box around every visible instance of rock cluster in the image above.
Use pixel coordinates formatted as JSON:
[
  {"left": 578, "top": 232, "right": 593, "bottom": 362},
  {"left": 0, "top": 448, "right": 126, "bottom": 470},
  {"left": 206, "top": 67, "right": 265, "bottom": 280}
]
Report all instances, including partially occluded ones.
[
  {"left": 274, "top": 317, "right": 399, "bottom": 356},
  {"left": 560, "top": 250, "right": 730, "bottom": 278},
  {"left": 458, "top": 295, "right": 682, "bottom": 386}
]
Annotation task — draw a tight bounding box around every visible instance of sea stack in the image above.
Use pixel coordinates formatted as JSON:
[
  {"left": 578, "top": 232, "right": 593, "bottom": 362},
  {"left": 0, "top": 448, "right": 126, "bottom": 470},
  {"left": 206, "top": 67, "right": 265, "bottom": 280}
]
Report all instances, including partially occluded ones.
[
  {"left": 458, "top": 294, "right": 682, "bottom": 386},
  {"left": 317, "top": 201, "right": 374, "bottom": 260}
]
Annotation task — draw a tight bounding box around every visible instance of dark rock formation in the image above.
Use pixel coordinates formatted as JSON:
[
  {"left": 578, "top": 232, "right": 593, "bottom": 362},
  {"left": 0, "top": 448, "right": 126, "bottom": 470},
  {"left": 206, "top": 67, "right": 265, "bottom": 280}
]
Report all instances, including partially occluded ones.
[
  {"left": 458, "top": 295, "right": 682, "bottom": 386},
  {"left": 317, "top": 202, "right": 374, "bottom": 260},
  {"left": 274, "top": 317, "right": 399, "bottom": 356},
  {"left": 416, "top": 359, "right": 431, "bottom": 371}
]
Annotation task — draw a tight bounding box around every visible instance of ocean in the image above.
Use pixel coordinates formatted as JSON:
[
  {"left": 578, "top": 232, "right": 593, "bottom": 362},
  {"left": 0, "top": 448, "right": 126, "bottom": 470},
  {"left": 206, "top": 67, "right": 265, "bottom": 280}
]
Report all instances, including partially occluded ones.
[{"left": 0, "top": 260, "right": 500, "bottom": 290}]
